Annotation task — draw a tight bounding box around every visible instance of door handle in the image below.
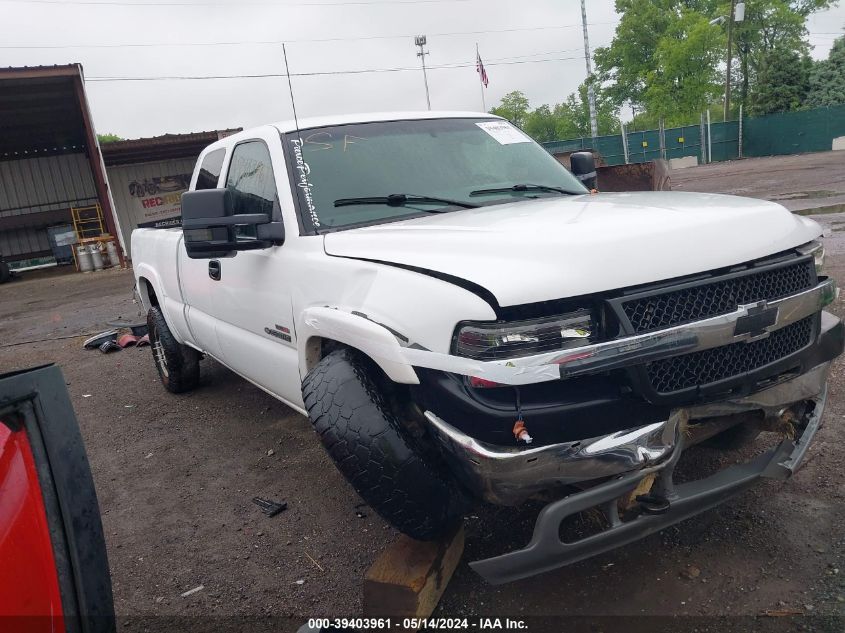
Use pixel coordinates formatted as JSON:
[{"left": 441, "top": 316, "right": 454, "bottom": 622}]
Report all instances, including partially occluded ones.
[{"left": 208, "top": 260, "right": 221, "bottom": 281}]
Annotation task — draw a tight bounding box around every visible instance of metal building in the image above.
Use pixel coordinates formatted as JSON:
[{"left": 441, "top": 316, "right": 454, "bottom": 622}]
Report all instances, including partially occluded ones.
[
  {"left": 102, "top": 130, "right": 239, "bottom": 257},
  {"left": 0, "top": 65, "right": 121, "bottom": 266}
]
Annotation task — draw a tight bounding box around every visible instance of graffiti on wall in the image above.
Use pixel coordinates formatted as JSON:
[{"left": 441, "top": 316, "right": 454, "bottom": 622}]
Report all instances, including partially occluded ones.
[{"left": 129, "top": 173, "right": 191, "bottom": 229}]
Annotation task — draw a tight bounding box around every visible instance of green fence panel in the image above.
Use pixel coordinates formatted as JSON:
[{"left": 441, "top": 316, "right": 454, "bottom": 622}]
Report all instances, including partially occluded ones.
[
  {"left": 542, "top": 134, "right": 627, "bottom": 165},
  {"left": 541, "top": 104, "right": 843, "bottom": 166},
  {"left": 595, "top": 135, "right": 626, "bottom": 165},
  {"left": 744, "top": 105, "right": 845, "bottom": 157},
  {"left": 542, "top": 138, "right": 589, "bottom": 155},
  {"left": 542, "top": 126, "right": 708, "bottom": 165},
  {"left": 625, "top": 129, "right": 663, "bottom": 164},
  {"left": 709, "top": 121, "right": 740, "bottom": 162},
  {"left": 664, "top": 124, "right": 703, "bottom": 162}
]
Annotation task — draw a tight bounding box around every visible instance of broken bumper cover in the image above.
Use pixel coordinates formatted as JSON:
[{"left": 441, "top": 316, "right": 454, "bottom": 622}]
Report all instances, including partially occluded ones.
[
  {"left": 467, "top": 381, "right": 827, "bottom": 585},
  {"left": 425, "top": 360, "right": 832, "bottom": 507},
  {"left": 425, "top": 312, "right": 842, "bottom": 584}
]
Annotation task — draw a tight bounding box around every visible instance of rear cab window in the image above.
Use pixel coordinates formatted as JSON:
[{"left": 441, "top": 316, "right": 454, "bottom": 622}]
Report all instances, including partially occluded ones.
[
  {"left": 195, "top": 148, "right": 226, "bottom": 190},
  {"left": 224, "top": 140, "right": 280, "bottom": 239}
]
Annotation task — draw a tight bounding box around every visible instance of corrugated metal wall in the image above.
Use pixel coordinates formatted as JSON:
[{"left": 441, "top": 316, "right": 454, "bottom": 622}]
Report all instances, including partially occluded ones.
[
  {"left": 0, "top": 226, "right": 50, "bottom": 258},
  {"left": 0, "top": 153, "right": 98, "bottom": 259},
  {"left": 107, "top": 157, "right": 196, "bottom": 256},
  {"left": 0, "top": 153, "right": 97, "bottom": 216}
]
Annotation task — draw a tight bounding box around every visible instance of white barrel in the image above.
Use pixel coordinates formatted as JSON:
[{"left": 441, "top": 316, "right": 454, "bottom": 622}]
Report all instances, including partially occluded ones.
[
  {"left": 76, "top": 245, "right": 93, "bottom": 272},
  {"left": 105, "top": 240, "right": 120, "bottom": 268},
  {"left": 90, "top": 245, "right": 104, "bottom": 271}
]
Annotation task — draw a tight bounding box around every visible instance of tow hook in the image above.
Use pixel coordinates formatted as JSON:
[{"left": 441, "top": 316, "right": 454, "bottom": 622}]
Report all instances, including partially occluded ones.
[{"left": 636, "top": 493, "right": 671, "bottom": 515}]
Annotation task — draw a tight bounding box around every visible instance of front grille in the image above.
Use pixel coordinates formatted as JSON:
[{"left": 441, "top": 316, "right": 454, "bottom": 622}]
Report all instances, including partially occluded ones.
[
  {"left": 621, "top": 259, "right": 816, "bottom": 334},
  {"left": 646, "top": 316, "right": 814, "bottom": 393}
]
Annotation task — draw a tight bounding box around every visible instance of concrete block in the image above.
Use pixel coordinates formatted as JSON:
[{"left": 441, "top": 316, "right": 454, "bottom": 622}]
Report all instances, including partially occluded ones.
[
  {"left": 833, "top": 136, "right": 845, "bottom": 151},
  {"left": 669, "top": 156, "right": 699, "bottom": 170}
]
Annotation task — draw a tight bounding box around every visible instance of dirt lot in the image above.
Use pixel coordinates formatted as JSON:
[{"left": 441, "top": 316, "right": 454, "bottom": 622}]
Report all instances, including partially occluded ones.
[
  {"left": 671, "top": 150, "right": 845, "bottom": 214},
  {"left": 2, "top": 206, "right": 845, "bottom": 630}
]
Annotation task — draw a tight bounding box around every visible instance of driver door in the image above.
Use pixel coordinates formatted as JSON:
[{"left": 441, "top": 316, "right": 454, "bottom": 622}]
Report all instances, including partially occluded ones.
[{"left": 204, "top": 137, "right": 302, "bottom": 408}]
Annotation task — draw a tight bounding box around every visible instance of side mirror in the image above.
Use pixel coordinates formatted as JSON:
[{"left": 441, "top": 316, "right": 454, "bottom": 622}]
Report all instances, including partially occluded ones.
[
  {"left": 181, "top": 188, "right": 284, "bottom": 259},
  {"left": 570, "top": 152, "right": 598, "bottom": 191}
]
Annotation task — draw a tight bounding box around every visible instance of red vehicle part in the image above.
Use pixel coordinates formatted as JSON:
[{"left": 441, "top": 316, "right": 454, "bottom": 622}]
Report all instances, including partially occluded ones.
[
  {"left": 0, "top": 423, "right": 65, "bottom": 622},
  {"left": 0, "top": 365, "right": 114, "bottom": 633}
]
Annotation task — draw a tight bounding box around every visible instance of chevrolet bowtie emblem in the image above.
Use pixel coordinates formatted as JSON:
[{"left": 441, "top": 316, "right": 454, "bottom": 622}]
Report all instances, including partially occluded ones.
[{"left": 734, "top": 300, "right": 779, "bottom": 341}]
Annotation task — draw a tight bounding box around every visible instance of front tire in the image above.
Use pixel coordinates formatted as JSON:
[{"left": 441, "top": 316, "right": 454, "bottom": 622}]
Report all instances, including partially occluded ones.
[
  {"left": 303, "top": 348, "right": 467, "bottom": 541},
  {"left": 147, "top": 307, "right": 200, "bottom": 393}
]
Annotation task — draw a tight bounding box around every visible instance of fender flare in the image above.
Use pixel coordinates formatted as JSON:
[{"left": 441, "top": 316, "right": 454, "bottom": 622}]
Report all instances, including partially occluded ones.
[
  {"left": 134, "top": 262, "right": 165, "bottom": 310},
  {"left": 298, "top": 306, "right": 563, "bottom": 387},
  {"left": 298, "top": 306, "right": 420, "bottom": 384}
]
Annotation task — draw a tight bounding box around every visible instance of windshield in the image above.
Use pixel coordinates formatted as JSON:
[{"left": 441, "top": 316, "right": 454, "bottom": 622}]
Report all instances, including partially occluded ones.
[{"left": 284, "top": 117, "right": 588, "bottom": 232}]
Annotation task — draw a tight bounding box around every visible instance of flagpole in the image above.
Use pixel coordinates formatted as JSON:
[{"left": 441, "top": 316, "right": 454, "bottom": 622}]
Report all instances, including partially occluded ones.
[{"left": 476, "top": 43, "right": 486, "bottom": 112}]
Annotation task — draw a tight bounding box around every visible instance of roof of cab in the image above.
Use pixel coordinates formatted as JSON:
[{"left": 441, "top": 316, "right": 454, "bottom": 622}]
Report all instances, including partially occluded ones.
[
  {"left": 270, "top": 110, "right": 500, "bottom": 133},
  {"left": 197, "top": 110, "right": 502, "bottom": 157}
]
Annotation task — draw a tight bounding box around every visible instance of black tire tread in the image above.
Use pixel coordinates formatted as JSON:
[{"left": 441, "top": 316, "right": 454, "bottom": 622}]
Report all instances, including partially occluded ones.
[
  {"left": 147, "top": 306, "right": 200, "bottom": 394},
  {"left": 302, "top": 348, "right": 465, "bottom": 541}
]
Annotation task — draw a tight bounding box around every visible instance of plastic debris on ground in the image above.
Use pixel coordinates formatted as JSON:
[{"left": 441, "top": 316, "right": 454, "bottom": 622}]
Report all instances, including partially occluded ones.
[
  {"left": 253, "top": 497, "right": 288, "bottom": 517},
  {"left": 84, "top": 330, "right": 119, "bottom": 349},
  {"left": 99, "top": 340, "right": 122, "bottom": 353}
]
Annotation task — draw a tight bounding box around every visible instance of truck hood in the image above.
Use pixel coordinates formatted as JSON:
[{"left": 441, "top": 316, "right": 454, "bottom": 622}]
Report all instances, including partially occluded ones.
[{"left": 323, "top": 192, "right": 821, "bottom": 307}]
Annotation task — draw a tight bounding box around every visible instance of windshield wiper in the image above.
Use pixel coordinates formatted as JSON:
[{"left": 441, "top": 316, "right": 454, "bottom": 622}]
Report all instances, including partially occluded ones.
[
  {"left": 470, "top": 183, "right": 580, "bottom": 197},
  {"left": 334, "top": 193, "right": 479, "bottom": 210}
]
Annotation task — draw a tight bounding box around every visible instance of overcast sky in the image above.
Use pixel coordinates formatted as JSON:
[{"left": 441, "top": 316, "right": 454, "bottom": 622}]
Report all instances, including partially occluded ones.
[{"left": 2, "top": 0, "right": 843, "bottom": 139}]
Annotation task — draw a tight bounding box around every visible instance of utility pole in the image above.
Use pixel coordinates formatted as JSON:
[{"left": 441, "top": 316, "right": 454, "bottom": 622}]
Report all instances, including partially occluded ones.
[
  {"left": 580, "top": 0, "right": 598, "bottom": 141},
  {"left": 415, "top": 35, "right": 431, "bottom": 110},
  {"left": 724, "top": 0, "right": 738, "bottom": 120}
]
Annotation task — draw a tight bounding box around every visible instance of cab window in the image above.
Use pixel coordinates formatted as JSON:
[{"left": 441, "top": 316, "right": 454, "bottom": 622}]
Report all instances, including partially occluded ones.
[
  {"left": 195, "top": 148, "right": 226, "bottom": 190},
  {"left": 224, "top": 140, "right": 279, "bottom": 239}
]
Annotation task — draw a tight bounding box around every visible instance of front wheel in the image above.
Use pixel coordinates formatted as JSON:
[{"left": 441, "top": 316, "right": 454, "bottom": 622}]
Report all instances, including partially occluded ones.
[
  {"left": 147, "top": 307, "right": 200, "bottom": 393},
  {"left": 302, "top": 348, "right": 468, "bottom": 541}
]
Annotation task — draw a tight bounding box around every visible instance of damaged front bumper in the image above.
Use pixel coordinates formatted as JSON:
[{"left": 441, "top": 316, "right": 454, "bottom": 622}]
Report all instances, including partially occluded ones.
[
  {"left": 424, "top": 303, "right": 841, "bottom": 584},
  {"left": 460, "top": 374, "right": 830, "bottom": 584},
  {"left": 425, "top": 361, "right": 832, "bottom": 507}
]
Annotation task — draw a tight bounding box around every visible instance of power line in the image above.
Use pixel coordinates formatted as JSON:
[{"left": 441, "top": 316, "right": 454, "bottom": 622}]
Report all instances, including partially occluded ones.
[
  {"left": 2, "top": 0, "right": 471, "bottom": 5},
  {"left": 0, "top": 23, "right": 616, "bottom": 49},
  {"left": 85, "top": 55, "right": 584, "bottom": 82}
]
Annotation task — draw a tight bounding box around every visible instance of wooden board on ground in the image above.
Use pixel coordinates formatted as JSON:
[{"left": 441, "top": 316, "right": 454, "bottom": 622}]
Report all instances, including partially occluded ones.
[{"left": 363, "top": 524, "right": 465, "bottom": 621}]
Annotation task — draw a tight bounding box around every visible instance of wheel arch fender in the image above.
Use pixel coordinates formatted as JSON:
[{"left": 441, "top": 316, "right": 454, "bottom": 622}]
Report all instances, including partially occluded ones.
[
  {"left": 135, "top": 265, "right": 191, "bottom": 345},
  {"left": 298, "top": 306, "right": 420, "bottom": 384},
  {"left": 135, "top": 263, "right": 165, "bottom": 311}
]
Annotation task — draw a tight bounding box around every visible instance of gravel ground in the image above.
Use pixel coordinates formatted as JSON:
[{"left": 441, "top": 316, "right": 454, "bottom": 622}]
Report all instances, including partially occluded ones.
[
  {"left": 2, "top": 210, "right": 845, "bottom": 630},
  {"left": 671, "top": 150, "right": 845, "bottom": 214}
]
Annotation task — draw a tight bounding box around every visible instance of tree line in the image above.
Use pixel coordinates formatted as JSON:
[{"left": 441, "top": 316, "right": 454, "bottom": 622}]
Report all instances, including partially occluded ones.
[{"left": 490, "top": 0, "right": 845, "bottom": 142}]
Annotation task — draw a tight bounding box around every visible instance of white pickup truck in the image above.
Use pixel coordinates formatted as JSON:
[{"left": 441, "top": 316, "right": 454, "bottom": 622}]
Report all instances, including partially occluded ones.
[{"left": 132, "top": 111, "right": 843, "bottom": 584}]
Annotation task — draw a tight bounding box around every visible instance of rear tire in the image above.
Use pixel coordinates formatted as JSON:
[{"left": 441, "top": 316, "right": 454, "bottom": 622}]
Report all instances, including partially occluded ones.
[
  {"left": 302, "top": 348, "right": 468, "bottom": 541},
  {"left": 147, "top": 307, "right": 200, "bottom": 393}
]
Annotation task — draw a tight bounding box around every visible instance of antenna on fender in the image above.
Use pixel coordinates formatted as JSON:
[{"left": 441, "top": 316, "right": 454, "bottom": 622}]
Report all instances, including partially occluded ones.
[{"left": 283, "top": 43, "right": 303, "bottom": 144}]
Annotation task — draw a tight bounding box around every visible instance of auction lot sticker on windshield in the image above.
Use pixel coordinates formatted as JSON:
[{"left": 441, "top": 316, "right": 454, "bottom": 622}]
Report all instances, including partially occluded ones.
[{"left": 476, "top": 121, "right": 531, "bottom": 144}]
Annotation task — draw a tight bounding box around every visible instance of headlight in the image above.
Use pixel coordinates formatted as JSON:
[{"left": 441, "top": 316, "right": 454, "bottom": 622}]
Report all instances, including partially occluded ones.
[
  {"left": 453, "top": 310, "right": 594, "bottom": 361},
  {"left": 798, "top": 239, "right": 825, "bottom": 274}
]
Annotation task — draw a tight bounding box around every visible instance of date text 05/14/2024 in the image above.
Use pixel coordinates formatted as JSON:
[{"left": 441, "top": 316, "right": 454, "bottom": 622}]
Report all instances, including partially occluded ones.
[{"left": 306, "top": 618, "right": 528, "bottom": 630}]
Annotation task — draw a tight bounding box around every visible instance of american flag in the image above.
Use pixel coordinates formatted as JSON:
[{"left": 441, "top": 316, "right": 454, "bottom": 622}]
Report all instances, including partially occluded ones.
[{"left": 476, "top": 51, "right": 489, "bottom": 88}]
